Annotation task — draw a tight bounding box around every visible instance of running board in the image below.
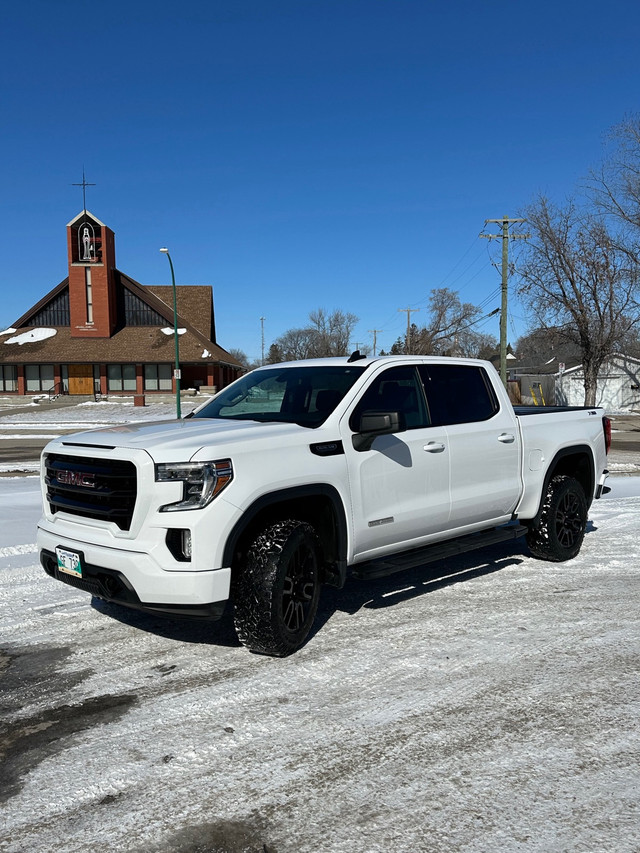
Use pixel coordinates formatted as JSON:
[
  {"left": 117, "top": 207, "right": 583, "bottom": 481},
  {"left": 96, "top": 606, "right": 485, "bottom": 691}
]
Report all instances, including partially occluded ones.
[{"left": 351, "top": 524, "right": 528, "bottom": 581}]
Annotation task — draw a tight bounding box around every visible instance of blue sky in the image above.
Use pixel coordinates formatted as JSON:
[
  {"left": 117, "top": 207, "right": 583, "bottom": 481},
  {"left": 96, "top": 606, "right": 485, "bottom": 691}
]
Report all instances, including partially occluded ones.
[{"left": 2, "top": 0, "right": 639, "bottom": 361}]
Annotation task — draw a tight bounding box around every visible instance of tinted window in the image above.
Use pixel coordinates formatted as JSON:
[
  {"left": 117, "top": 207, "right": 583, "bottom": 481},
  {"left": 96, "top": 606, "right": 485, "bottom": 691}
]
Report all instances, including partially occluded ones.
[
  {"left": 350, "top": 366, "right": 429, "bottom": 431},
  {"left": 418, "top": 365, "right": 498, "bottom": 425}
]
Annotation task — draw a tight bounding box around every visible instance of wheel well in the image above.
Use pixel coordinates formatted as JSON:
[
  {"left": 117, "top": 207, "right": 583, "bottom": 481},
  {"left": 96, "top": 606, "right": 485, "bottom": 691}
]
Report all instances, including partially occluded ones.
[
  {"left": 224, "top": 489, "right": 348, "bottom": 587},
  {"left": 549, "top": 451, "right": 594, "bottom": 502},
  {"left": 532, "top": 447, "right": 595, "bottom": 524}
]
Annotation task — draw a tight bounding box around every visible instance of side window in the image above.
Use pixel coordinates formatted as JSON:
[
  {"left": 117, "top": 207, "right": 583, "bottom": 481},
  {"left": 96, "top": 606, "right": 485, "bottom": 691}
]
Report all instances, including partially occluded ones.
[
  {"left": 418, "top": 365, "right": 499, "bottom": 426},
  {"left": 350, "top": 366, "right": 429, "bottom": 431}
]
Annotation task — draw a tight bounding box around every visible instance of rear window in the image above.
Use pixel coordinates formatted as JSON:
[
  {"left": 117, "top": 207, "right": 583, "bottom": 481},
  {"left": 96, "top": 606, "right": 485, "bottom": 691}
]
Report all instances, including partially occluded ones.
[{"left": 418, "top": 364, "right": 499, "bottom": 426}]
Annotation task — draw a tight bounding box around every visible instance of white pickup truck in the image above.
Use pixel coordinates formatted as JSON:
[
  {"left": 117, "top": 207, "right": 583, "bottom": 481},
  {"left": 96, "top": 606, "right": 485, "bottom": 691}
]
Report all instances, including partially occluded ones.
[{"left": 38, "top": 355, "right": 611, "bottom": 656}]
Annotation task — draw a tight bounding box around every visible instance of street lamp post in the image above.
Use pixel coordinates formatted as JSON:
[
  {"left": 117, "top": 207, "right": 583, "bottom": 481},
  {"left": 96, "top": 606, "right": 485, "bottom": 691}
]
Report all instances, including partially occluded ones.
[{"left": 159, "top": 248, "right": 181, "bottom": 419}]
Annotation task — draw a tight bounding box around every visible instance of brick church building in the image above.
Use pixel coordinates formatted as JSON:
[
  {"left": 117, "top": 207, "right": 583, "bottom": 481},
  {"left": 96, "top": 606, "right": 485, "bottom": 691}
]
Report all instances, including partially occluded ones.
[{"left": 0, "top": 211, "right": 243, "bottom": 397}]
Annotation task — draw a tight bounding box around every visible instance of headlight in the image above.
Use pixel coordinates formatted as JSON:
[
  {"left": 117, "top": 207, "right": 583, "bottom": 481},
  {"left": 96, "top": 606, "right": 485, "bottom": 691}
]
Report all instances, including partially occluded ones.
[{"left": 155, "top": 459, "right": 233, "bottom": 511}]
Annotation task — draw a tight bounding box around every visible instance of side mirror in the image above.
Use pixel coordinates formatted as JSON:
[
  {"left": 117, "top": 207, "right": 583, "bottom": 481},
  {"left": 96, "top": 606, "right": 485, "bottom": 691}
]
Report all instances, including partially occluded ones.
[{"left": 352, "top": 411, "right": 406, "bottom": 452}]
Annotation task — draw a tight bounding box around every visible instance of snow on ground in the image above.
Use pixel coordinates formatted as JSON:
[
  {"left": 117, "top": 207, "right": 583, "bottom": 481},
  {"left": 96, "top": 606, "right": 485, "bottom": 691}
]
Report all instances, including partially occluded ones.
[
  {"left": 0, "top": 396, "right": 202, "bottom": 424},
  {"left": 0, "top": 472, "right": 639, "bottom": 852},
  {"left": 0, "top": 398, "right": 204, "bottom": 473}
]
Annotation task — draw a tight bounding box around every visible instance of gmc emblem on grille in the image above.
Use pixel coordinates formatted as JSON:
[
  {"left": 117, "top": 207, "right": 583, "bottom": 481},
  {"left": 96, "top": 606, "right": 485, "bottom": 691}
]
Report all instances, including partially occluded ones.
[{"left": 57, "top": 470, "right": 96, "bottom": 488}]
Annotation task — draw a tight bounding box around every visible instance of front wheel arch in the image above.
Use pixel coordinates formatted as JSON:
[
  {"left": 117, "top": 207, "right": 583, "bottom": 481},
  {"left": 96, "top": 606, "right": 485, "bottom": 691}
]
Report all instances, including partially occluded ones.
[{"left": 224, "top": 485, "right": 349, "bottom": 588}]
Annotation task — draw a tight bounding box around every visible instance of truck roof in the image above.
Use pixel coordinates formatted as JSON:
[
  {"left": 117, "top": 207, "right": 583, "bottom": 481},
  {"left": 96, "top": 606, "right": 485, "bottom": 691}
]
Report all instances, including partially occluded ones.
[{"left": 257, "top": 354, "right": 493, "bottom": 370}]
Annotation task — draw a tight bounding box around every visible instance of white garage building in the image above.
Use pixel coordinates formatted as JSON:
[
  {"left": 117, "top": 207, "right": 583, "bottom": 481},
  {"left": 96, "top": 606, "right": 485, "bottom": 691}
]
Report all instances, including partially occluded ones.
[{"left": 556, "top": 354, "right": 640, "bottom": 412}]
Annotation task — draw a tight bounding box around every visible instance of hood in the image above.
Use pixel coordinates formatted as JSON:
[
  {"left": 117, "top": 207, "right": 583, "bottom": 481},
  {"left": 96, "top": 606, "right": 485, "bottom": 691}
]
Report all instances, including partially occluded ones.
[{"left": 54, "top": 417, "right": 313, "bottom": 460}]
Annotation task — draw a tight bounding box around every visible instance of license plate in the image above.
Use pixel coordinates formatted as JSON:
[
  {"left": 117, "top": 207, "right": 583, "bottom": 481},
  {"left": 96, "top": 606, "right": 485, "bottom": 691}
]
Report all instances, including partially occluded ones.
[{"left": 56, "top": 547, "right": 83, "bottom": 578}]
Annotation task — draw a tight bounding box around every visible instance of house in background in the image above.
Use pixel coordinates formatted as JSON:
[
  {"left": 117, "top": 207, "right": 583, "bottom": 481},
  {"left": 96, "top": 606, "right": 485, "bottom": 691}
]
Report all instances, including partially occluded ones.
[
  {"left": 555, "top": 354, "right": 640, "bottom": 411},
  {"left": 497, "top": 351, "right": 640, "bottom": 411},
  {"left": 0, "top": 211, "right": 243, "bottom": 397}
]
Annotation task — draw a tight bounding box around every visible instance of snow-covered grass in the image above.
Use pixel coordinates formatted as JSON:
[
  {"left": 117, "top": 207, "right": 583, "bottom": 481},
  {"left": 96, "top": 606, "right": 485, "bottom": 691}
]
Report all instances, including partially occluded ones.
[
  {"left": 0, "top": 398, "right": 205, "bottom": 473},
  {"left": 0, "top": 396, "right": 203, "bottom": 423},
  {"left": 1, "top": 475, "right": 639, "bottom": 852}
]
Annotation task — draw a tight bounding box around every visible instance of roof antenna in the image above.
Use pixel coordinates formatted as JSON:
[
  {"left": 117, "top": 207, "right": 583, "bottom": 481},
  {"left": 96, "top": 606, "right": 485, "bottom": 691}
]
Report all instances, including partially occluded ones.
[{"left": 348, "top": 349, "right": 365, "bottom": 363}]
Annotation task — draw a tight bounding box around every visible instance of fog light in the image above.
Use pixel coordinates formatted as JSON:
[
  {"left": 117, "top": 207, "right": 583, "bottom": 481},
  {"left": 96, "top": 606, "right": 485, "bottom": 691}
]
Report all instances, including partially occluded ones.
[
  {"left": 166, "top": 529, "right": 192, "bottom": 562},
  {"left": 181, "top": 529, "right": 192, "bottom": 560}
]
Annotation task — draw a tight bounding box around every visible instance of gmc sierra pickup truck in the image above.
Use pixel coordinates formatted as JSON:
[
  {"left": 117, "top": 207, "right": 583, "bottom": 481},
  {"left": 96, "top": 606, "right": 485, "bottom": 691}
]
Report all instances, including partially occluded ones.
[{"left": 38, "top": 354, "right": 611, "bottom": 656}]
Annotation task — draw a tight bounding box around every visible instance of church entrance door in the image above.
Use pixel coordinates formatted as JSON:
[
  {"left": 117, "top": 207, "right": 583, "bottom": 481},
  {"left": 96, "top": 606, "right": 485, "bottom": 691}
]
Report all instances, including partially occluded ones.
[{"left": 68, "top": 364, "right": 94, "bottom": 395}]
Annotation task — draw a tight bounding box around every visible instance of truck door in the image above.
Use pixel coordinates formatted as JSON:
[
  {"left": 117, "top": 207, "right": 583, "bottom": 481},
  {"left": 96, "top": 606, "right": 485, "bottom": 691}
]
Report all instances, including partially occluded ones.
[
  {"left": 418, "top": 364, "right": 521, "bottom": 529},
  {"left": 342, "top": 365, "right": 451, "bottom": 560}
]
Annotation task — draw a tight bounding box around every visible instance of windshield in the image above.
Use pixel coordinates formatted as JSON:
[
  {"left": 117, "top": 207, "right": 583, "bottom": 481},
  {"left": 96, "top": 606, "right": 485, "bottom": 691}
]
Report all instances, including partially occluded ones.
[{"left": 192, "top": 365, "right": 367, "bottom": 427}]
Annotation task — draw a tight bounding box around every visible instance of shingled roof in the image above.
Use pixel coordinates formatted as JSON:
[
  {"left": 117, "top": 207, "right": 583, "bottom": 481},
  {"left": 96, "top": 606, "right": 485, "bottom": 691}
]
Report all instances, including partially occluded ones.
[
  {"left": 3, "top": 270, "right": 241, "bottom": 369},
  {"left": 146, "top": 284, "right": 216, "bottom": 342}
]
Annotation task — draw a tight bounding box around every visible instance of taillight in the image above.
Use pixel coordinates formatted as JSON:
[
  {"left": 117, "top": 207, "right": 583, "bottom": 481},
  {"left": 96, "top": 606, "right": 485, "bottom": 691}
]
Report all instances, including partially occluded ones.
[{"left": 603, "top": 416, "right": 612, "bottom": 455}]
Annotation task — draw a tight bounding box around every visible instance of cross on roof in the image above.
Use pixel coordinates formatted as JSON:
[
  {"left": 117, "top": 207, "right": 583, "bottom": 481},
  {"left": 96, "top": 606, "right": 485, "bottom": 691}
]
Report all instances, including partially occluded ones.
[{"left": 72, "top": 169, "right": 96, "bottom": 213}]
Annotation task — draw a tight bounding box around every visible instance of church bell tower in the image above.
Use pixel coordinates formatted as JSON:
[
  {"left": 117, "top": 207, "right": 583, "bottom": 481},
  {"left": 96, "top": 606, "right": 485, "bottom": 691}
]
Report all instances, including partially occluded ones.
[{"left": 66, "top": 210, "right": 118, "bottom": 337}]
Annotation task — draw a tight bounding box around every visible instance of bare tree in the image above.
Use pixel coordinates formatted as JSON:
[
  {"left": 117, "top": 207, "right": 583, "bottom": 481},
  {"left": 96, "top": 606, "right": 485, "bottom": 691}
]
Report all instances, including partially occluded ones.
[
  {"left": 518, "top": 195, "right": 639, "bottom": 405},
  {"left": 266, "top": 309, "right": 360, "bottom": 363},
  {"left": 514, "top": 327, "right": 582, "bottom": 369},
  {"left": 588, "top": 116, "right": 640, "bottom": 234},
  {"left": 266, "top": 327, "right": 317, "bottom": 363},
  {"left": 388, "top": 288, "right": 496, "bottom": 357},
  {"left": 308, "top": 308, "right": 359, "bottom": 357},
  {"left": 228, "top": 348, "right": 261, "bottom": 372}
]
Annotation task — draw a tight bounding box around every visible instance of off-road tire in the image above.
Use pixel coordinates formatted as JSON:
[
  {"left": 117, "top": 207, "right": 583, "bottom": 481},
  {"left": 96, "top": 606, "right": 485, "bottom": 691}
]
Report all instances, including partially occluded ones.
[
  {"left": 233, "top": 519, "right": 322, "bottom": 656},
  {"left": 526, "top": 475, "right": 588, "bottom": 562}
]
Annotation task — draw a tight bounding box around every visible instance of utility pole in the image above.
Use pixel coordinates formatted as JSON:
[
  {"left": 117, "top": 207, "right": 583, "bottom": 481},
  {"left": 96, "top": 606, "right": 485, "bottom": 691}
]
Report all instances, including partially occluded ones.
[
  {"left": 259, "top": 316, "right": 266, "bottom": 365},
  {"left": 368, "top": 329, "right": 383, "bottom": 356},
  {"left": 398, "top": 308, "right": 420, "bottom": 354},
  {"left": 480, "top": 216, "right": 529, "bottom": 387}
]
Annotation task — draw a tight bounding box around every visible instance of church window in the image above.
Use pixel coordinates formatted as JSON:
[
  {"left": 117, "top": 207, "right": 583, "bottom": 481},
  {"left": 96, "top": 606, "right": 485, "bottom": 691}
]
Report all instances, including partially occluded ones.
[
  {"left": 85, "top": 268, "right": 94, "bottom": 323},
  {"left": 144, "top": 364, "right": 172, "bottom": 391},
  {"left": 107, "top": 364, "right": 136, "bottom": 392},
  {"left": 123, "top": 288, "right": 166, "bottom": 326},
  {"left": 25, "top": 364, "right": 55, "bottom": 392},
  {"left": 0, "top": 365, "right": 17, "bottom": 392},
  {"left": 31, "top": 289, "right": 70, "bottom": 326}
]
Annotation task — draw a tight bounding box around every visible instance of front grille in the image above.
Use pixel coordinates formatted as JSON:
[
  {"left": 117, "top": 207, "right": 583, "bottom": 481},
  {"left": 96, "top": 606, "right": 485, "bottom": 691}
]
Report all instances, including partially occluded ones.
[{"left": 45, "top": 453, "right": 137, "bottom": 530}]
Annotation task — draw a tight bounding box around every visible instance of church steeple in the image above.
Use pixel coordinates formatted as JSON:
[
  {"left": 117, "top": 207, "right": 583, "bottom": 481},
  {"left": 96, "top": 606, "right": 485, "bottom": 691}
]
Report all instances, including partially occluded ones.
[{"left": 66, "top": 211, "right": 117, "bottom": 337}]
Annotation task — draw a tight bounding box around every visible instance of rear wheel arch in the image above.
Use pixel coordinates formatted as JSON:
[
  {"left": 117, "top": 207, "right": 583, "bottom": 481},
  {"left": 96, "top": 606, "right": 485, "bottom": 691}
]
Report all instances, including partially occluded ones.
[{"left": 529, "top": 445, "right": 595, "bottom": 525}]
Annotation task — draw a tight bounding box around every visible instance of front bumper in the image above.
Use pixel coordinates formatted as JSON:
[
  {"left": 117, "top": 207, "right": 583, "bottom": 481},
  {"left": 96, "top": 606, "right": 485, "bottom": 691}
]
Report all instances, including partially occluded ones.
[{"left": 37, "top": 525, "right": 231, "bottom": 620}]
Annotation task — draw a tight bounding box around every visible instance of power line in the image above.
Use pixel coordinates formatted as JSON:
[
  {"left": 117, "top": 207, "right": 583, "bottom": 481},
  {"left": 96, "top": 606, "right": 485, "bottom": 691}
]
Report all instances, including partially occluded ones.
[
  {"left": 437, "top": 235, "right": 483, "bottom": 286},
  {"left": 373, "top": 237, "right": 490, "bottom": 333}
]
